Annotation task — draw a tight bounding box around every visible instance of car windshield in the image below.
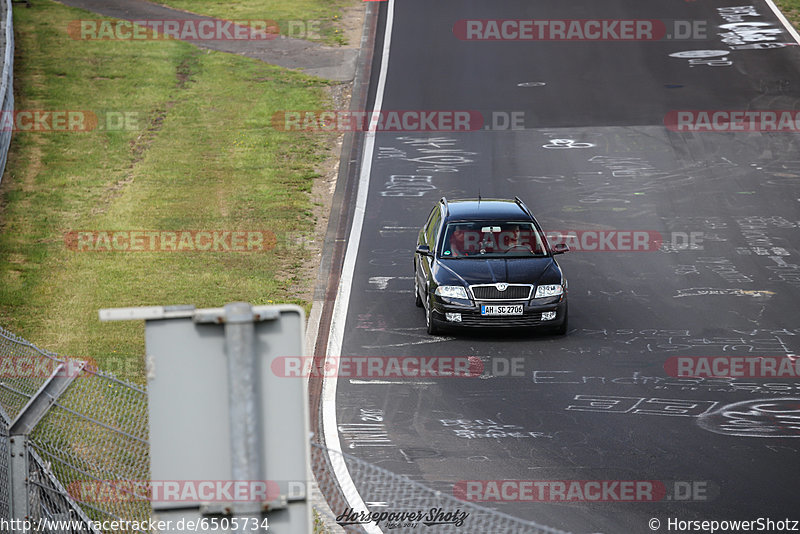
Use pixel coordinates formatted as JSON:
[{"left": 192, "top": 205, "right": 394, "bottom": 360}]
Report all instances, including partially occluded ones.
[{"left": 439, "top": 221, "right": 548, "bottom": 258}]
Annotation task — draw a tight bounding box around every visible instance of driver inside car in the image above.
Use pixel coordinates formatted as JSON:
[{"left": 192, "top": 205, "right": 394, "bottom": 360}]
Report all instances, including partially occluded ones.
[{"left": 497, "top": 225, "right": 530, "bottom": 253}]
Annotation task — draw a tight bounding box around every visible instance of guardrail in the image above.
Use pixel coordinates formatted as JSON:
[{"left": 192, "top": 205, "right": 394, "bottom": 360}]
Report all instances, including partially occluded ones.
[{"left": 0, "top": 0, "right": 14, "bottom": 185}]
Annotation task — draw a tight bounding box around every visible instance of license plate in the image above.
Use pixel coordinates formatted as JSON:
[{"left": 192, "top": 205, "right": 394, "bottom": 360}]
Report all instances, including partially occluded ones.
[{"left": 481, "top": 304, "right": 523, "bottom": 316}]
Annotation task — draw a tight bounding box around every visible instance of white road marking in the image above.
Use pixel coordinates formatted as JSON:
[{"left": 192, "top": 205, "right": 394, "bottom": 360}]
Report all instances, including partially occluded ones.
[
  {"left": 359, "top": 327, "right": 456, "bottom": 348},
  {"left": 362, "top": 337, "right": 456, "bottom": 349},
  {"left": 764, "top": 0, "right": 800, "bottom": 45},
  {"left": 350, "top": 380, "right": 437, "bottom": 385},
  {"left": 321, "top": 2, "right": 395, "bottom": 533},
  {"left": 368, "top": 276, "right": 412, "bottom": 290}
]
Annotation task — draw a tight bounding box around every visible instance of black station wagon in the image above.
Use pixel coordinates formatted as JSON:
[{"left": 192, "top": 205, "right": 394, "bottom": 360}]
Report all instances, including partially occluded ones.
[{"left": 413, "top": 197, "right": 569, "bottom": 335}]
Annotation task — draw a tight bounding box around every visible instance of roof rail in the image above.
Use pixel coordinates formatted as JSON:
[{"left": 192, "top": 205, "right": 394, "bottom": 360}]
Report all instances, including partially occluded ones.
[
  {"left": 441, "top": 196, "right": 449, "bottom": 216},
  {"left": 514, "top": 196, "right": 533, "bottom": 218}
]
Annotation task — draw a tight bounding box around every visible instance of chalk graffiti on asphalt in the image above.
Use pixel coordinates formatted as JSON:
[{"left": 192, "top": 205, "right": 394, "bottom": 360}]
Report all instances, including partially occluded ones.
[
  {"left": 697, "top": 398, "right": 800, "bottom": 437},
  {"left": 669, "top": 6, "right": 797, "bottom": 67}
]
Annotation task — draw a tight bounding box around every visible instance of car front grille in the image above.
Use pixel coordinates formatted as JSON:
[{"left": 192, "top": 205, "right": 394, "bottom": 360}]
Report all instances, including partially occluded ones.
[
  {"left": 457, "top": 311, "right": 546, "bottom": 328},
  {"left": 470, "top": 284, "right": 532, "bottom": 301}
]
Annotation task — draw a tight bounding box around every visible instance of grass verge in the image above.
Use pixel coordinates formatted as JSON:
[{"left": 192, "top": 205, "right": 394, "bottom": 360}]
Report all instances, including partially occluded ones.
[
  {"left": 0, "top": 0, "right": 336, "bottom": 380},
  {"left": 150, "top": 0, "right": 351, "bottom": 45},
  {"left": 775, "top": 0, "right": 800, "bottom": 29}
]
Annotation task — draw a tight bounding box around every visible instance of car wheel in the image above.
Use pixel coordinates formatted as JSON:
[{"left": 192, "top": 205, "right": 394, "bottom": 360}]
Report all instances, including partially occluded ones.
[
  {"left": 414, "top": 272, "right": 423, "bottom": 308},
  {"left": 554, "top": 306, "right": 568, "bottom": 335},
  {"left": 426, "top": 295, "right": 440, "bottom": 335}
]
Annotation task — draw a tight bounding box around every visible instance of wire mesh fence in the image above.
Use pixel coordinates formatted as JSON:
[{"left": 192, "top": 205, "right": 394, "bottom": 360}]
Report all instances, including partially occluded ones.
[
  {"left": 28, "top": 366, "right": 151, "bottom": 530},
  {"left": 25, "top": 446, "right": 98, "bottom": 533},
  {"left": 0, "top": 0, "right": 13, "bottom": 184},
  {"left": 0, "top": 325, "right": 149, "bottom": 533},
  {"left": 1, "top": 325, "right": 567, "bottom": 534}
]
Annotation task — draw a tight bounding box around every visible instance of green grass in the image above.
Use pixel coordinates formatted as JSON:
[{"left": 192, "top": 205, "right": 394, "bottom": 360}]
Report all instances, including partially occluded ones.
[
  {"left": 775, "top": 0, "right": 800, "bottom": 29},
  {"left": 0, "top": 0, "right": 335, "bottom": 380},
  {"left": 151, "top": 0, "right": 351, "bottom": 45}
]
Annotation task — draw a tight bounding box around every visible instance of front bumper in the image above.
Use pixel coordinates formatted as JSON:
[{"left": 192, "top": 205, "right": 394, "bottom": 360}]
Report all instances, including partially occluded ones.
[{"left": 430, "top": 295, "right": 567, "bottom": 329}]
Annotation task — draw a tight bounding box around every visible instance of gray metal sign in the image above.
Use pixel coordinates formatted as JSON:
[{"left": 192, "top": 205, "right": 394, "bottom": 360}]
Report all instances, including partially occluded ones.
[{"left": 100, "top": 303, "right": 310, "bottom": 533}]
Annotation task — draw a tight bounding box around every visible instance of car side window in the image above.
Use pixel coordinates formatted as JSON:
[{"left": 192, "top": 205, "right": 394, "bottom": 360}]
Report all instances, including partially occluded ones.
[
  {"left": 421, "top": 207, "right": 437, "bottom": 245},
  {"left": 425, "top": 207, "right": 441, "bottom": 247}
]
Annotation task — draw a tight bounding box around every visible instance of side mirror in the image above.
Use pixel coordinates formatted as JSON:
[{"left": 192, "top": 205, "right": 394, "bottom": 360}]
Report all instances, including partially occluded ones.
[
  {"left": 416, "top": 244, "right": 431, "bottom": 256},
  {"left": 552, "top": 243, "right": 569, "bottom": 255}
]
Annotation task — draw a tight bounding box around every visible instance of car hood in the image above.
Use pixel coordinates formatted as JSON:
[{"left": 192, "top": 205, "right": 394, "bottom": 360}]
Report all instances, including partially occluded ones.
[{"left": 435, "top": 257, "right": 559, "bottom": 286}]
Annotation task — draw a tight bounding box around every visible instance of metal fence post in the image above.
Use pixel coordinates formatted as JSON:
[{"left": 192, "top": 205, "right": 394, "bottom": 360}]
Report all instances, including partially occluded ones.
[
  {"left": 0, "top": 0, "right": 15, "bottom": 184},
  {"left": 100, "top": 303, "right": 311, "bottom": 533},
  {"left": 223, "top": 303, "right": 264, "bottom": 528},
  {"left": 8, "top": 433, "right": 29, "bottom": 527},
  {"left": 7, "top": 362, "right": 84, "bottom": 527}
]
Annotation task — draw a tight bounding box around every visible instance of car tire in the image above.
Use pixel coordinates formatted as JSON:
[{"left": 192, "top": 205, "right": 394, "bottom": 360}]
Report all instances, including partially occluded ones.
[
  {"left": 414, "top": 272, "right": 423, "bottom": 308},
  {"left": 554, "top": 306, "right": 568, "bottom": 335},
  {"left": 426, "top": 295, "right": 440, "bottom": 335}
]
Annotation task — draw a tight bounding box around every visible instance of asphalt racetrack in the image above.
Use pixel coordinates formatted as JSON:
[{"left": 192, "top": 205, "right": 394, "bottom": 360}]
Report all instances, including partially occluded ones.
[{"left": 323, "top": 1, "right": 800, "bottom": 532}]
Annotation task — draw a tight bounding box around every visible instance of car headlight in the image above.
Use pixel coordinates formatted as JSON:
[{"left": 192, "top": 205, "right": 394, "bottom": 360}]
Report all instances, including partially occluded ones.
[
  {"left": 535, "top": 284, "right": 563, "bottom": 298},
  {"left": 435, "top": 285, "right": 469, "bottom": 299}
]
